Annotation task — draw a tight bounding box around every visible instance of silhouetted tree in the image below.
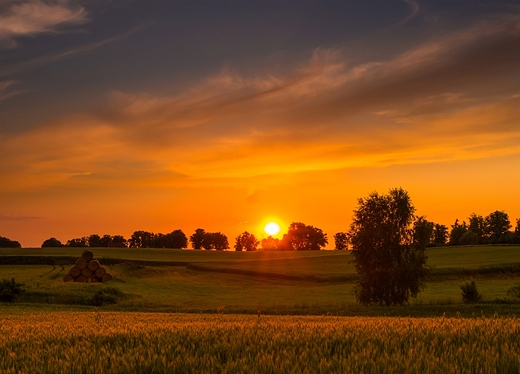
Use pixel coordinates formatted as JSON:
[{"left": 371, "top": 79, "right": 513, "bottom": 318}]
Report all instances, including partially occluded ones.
[
  {"left": 88, "top": 234, "right": 103, "bottom": 248},
  {"left": 334, "top": 232, "right": 348, "bottom": 250},
  {"left": 261, "top": 236, "right": 280, "bottom": 251},
  {"left": 190, "top": 229, "right": 206, "bottom": 250},
  {"left": 66, "top": 237, "right": 88, "bottom": 247},
  {"left": 234, "top": 231, "right": 259, "bottom": 251},
  {"left": 432, "top": 224, "right": 448, "bottom": 245},
  {"left": 129, "top": 231, "right": 155, "bottom": 248},
  {"left": 0, "top": 236, "right": 21, "bottom": 248},
  {"left": 414, "top": 217, "right": 434, "bottom": 248},
  {"left": 513, "top": 219, "right": 520, "bottom": 244},
  {"left": 100, "top": 234, "right": 112, "bottom": 247},
  {"left": 107, "top": 235, "right": 127, "bottom": 247},
  {"left": 348, "top": 188, "right": 428, "bottom": 306},
  {"left": 158, "top": 229, "right": 188, "bottom": 248},
  {"left": 459, "top": 230, "right": 479, "bottom": 245},
  {"left": 468, "top": 213, "right": 486, "bottom": 244},
  {"left": 280, "top": 222, "right": 328, "bottom": 251},
  {"left": 41, "top": 237, "right": 63, "bottom": 247},
  {"left": 202, "top": 232, "right": 229, "bottom": 251},
  {"left": 449, "top": 219, "right": 467, "bottom": 246},
  {"left": 485, "top": 211, "right": 511, "bottom": 243}
]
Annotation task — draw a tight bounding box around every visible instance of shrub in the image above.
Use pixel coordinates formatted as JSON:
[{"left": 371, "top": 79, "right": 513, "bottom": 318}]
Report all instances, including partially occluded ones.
[
  {"left": 506, "top": 284, "right": 520, "bottom": 302},
  {"left": 460, "top": 279, "right": 482, "bottom": 303},
  {"left": 88, "top": 287, "right": 124, "bottom": 306},
  {"left": 0, "top": 278, "right": 26, "bottom": 302}
]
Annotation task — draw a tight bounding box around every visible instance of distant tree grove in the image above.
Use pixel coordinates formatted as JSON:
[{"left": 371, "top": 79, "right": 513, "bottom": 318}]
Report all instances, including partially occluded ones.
[{"left": 1, "top": 204, "right": 519, "bottom": 250}]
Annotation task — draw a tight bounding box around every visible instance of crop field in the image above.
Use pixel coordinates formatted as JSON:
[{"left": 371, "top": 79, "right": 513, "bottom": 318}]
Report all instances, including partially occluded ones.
[
  {"left": 1, "top": 245, "right": 519, "bottom": 315},
  {"left": 0, "top": 311, "right": 518, "bottom": 374}
]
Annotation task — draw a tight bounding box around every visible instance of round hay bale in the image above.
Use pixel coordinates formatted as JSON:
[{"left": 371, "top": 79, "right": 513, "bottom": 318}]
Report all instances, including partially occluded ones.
[
  {"left": 88, "top": 276, "right": 99, "bottom": 283},
  {"left": 74, "top": 275, "right": 87, "bottom": 283},
  {"left": 81, "top": 268, "right": 93, "bottom": 277},
  {"left": 87, "top": 260, "right": 100, "bottom": 271},
  {"left": 63, "top": 274, "right": 74, "bottom": 282},
  {"left": 82, "top": 250, "right": 94, "bottom": 261},
  {"left": 76, "top": 258, "right": 88, "bottom": 270},
  {"left": 95, "top": 267, "right": 106, "bottom": 278},
  {"left": 101, "top": 273, "right": 113, "bottom": 283},
  {"left": 69, "top": 266, "right": 81, "bottom": 278}
]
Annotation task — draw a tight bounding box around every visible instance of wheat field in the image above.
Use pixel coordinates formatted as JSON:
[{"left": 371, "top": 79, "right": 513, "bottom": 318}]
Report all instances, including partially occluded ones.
[{"left": 1, "top": 312, "right": 518, "bottom": 373}]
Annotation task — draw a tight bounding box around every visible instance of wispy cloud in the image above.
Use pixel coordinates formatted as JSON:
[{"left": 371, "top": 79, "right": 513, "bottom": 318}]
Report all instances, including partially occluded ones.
[
  {"left": 0, "top": 0, "right": 89, "bottom": 48},
  {"left": 1, "top": 16, "right": 519, "bottom": 192},
  {"left": 0, "top": 23, "right": 146, "bottom": 77},
  {"left": 0, "top": 80, "right": 26, "bottom": 102}
]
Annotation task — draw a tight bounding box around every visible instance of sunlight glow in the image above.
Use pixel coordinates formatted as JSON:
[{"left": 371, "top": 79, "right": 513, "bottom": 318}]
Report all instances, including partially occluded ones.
[{"left": 264, "top": 222, "right": 280, "bottom": 236}]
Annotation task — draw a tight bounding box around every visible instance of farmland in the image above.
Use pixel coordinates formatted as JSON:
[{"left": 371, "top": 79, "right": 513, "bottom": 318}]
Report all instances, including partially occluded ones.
[
  {"left": 1, "top": 312, "right": 519, "bottom": 373},
  {"left": 0, "top": 245, "right": 519, "bottom": 316},
  {"left": 1, "top": 245, "right": 519, "bottom": 373}
]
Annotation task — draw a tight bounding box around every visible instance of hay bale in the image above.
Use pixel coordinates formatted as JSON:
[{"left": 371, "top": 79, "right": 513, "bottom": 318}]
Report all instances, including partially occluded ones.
[
  {"left": 87, "top": 276, "right": 99, "bottom": 283},
  {"left": 101, "top": 273, "right": 113, "bottom": 283},
  {"left": 82, "top": 250, "right": 94, "bottom": 261},
  {"left": 63, "top": 274, "right": 74, "bottom": 282},
  {"left": 69, "top": 266, "right": 81, "bottom": 278},
  {"left": 74, "top": 275, "right": 87, "bottom": 283},
  {"left": 95, "top": 267, "right": 106, "bottom": 278},
  {"left": 87, "top": 260, "right": 100, "bottom": 271},
  {"left": 81, "top": 268, "right": 93, "bottom": 277},
  {"left": 76, "top": 258, "right": 88, "bottom": 270}
]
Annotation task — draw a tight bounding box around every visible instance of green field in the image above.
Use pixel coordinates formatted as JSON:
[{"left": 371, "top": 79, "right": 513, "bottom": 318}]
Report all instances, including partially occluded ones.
[{"left": 1, "top": 245, "right": 519, "bottom": 316}]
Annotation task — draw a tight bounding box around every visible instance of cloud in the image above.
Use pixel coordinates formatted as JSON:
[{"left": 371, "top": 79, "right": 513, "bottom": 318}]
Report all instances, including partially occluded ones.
[
  {"left": 0, "top": 23, "right": 146, "bottom": 77},
  {"left": 1, "top": 16, "right": 519, "bottom": 193},
  {"left": 0, "top": 0, "right": 88, "bottom": 48},
  {"left": 0, "top": 80, "right": 26, "bottom": 102},
  {"left": 0, "top": 214, "right": 42, "bottom": 221}
]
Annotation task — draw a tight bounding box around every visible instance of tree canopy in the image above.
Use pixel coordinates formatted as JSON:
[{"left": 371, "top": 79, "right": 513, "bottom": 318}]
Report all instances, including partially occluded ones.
[
  {"left": 234, "top": 232, "right": 259, "bottom": 251},
  {"left": 280, "top": 222, "right": 328, "bottom": 251},
  {"left": 348, "top": 188, "right": 428, "bottom": 306}
]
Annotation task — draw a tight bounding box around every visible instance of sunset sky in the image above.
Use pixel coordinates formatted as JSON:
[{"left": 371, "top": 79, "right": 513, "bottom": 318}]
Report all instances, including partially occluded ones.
[{"left": 1, "top": 0, "right": 519, "bottom": 248}]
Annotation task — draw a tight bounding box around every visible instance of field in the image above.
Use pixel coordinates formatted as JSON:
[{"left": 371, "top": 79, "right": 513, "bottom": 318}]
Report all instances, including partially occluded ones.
[
  {"left": 1, "top": 311, "right": 519, "bottom": 373},
  {"left": 1, "top": 246, "right": 519, "bottom": 373},
  {"left": 1, "top": 245, "right": 520, "bottom": 316}
]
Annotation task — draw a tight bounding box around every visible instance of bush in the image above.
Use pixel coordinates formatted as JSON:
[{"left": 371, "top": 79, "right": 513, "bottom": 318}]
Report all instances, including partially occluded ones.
[
  {"left": 505, "top": 284, "right": 520, "bottom": 302},
  {"left": 460, "top": 279, "right": 482, "bottom": 303},
  {"left": 0, "top": 278, "right": 26, "bottom": 302},
  {"left": 88, "top": 287, "right": 124, "bottom": 306}
]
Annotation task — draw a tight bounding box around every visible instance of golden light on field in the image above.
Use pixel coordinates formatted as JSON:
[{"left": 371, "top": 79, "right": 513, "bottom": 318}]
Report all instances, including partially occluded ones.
[{"left": 264, "top": 222, "right": 281, "bottom": 236}]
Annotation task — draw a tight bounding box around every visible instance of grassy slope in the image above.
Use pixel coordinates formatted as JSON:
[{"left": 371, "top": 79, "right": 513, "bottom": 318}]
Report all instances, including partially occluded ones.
[{"left": 0, "top": 245, "right": 519, "bottom": 315}]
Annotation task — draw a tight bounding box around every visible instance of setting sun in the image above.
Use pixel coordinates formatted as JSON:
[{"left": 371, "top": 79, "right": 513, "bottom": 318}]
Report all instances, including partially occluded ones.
[{"left": 264, "top": 222, "right": 281, "bottom": 236}]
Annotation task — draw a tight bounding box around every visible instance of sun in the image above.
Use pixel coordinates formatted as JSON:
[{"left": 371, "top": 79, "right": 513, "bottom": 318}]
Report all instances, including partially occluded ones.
[{"left": 264, "top": 222, "right": 280, "bottom": 236}]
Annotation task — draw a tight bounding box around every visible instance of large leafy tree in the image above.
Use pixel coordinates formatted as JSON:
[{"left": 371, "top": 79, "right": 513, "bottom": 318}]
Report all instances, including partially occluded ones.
[
  {"left": 280, "top": 222, "right": 328, "bottom": 250},
  {"left": 348, "top": 188, "right": 428, "bottom": 306},
  {"left": 261, "top": 236, "right": 280, "bottom": 251},
  {"left": 432, "top": 224, "right": 448, "bottom": 245},
  {"left": 468, "top": 213, "right": 486, "bottom": 244},
  {"left": 190, "top": 229, "right": 206, "bottom": 250},
  {"left": 0, "top": 236, "right": 21, "bottom": 248},
  {"left": 448, "top": 219, "right": 467, "bottom": 246},
  {"left": 41, "top": 237, "right": 63, "bottom": 247},
  {"left": 234, "top": 231, "right": 259, "bottom": 251},
  {"left": 129, "top": 231, "right": 155, "bottom": 248},
  {"left": 485, "top": 211, "right": 511, "bottom": 243},
  {"left": 333, "top": 232, "right": 348, "bottom": 250}
]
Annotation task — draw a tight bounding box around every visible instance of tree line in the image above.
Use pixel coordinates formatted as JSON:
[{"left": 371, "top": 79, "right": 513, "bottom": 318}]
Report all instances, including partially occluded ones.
[{"left": 1, "top": 210, "right": 519, "bottom": 250}]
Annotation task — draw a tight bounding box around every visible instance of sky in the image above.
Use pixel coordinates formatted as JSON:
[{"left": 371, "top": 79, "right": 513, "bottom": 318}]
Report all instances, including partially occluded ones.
[{"left": 1, "top": 0, "right": 519, "bottom": 248}]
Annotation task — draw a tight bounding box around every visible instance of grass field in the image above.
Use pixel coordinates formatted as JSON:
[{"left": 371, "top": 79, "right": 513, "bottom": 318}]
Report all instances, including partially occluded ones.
[
  {"left": 0, "top": 311, "right": 518, "bottom": 373},
  {"left": 1, "top": 245, "right": 519, "bottom": 316}
]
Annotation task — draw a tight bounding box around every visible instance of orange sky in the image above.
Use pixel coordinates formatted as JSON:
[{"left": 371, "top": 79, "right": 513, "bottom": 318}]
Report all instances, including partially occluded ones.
[{"left": 0, "top": 1, "right": 519, "bottom": 247}]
